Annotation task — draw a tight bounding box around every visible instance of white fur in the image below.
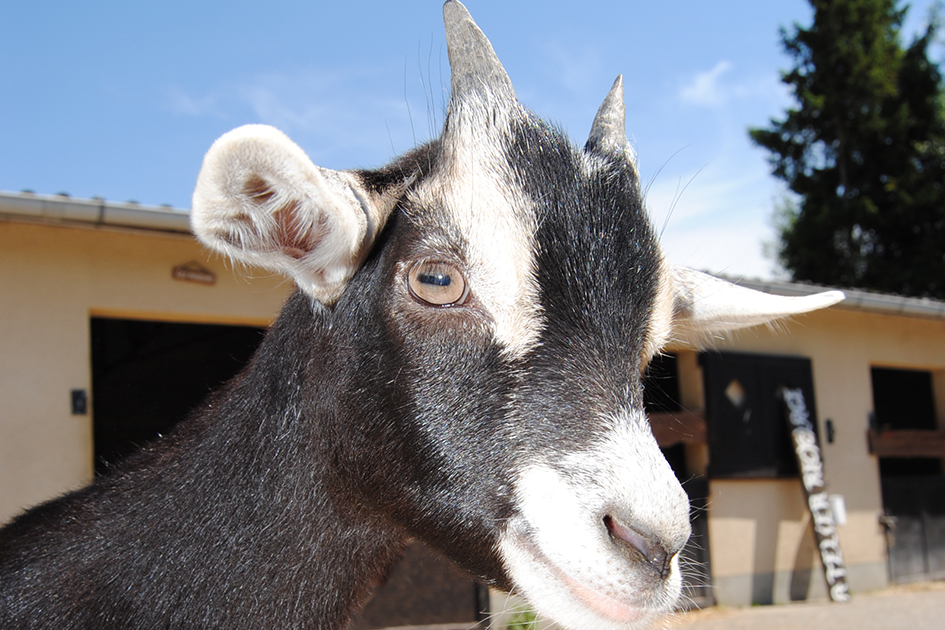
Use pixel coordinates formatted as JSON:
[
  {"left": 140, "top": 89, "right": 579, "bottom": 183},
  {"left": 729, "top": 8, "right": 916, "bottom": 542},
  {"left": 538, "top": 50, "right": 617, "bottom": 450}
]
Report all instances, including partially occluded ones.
[
  {"left": 192, "top": 125, "right": 385, "bottom": 305},
  {"left": 499, "top": 409, "right": 690, "bottom": 630},
  {"left": 411, "top": 95, "right": 544, "bottom": 358},
  {"left": 644, "top": 256, "right": 677, "bottom": 364}
]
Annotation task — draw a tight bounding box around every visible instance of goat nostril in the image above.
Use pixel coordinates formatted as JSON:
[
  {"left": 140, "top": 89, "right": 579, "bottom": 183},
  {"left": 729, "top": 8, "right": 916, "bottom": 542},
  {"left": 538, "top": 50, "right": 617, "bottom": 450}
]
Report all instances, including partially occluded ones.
[
  {"left": 603, "top": 514, "right": 672, "bottom": 578},
  {"left": 603, "top": 514, "right": 648, "bottom": 557}
]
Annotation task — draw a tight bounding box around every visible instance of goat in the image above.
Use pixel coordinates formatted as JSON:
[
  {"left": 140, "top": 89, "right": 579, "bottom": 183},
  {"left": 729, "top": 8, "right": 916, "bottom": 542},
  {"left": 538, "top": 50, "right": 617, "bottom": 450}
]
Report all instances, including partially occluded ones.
[{"left": 0, "top": 2, "right": 843, "bottom": 629}]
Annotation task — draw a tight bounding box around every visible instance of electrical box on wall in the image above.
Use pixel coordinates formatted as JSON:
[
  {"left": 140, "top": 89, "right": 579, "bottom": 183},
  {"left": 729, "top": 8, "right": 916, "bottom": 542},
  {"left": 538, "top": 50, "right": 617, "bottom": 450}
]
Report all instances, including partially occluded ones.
[{"left": 70, "top": 389, "right": 88, "bottom": 415}]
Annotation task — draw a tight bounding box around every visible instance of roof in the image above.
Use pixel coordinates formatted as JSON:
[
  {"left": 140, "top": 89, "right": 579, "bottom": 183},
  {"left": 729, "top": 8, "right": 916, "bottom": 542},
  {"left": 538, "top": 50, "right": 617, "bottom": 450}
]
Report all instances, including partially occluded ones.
[
  {"left": 0, "top": 190, "right": 190, "bottom": 234},
  {"left": 3, "top": 190, "right": 944, "bottom": 322}
]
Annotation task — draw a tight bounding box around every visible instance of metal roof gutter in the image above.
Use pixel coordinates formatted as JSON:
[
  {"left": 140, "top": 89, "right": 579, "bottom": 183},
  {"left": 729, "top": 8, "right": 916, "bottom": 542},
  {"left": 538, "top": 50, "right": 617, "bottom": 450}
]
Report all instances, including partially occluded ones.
[{"left": 0, "top": 190, "right": 191, "bottom": 234}]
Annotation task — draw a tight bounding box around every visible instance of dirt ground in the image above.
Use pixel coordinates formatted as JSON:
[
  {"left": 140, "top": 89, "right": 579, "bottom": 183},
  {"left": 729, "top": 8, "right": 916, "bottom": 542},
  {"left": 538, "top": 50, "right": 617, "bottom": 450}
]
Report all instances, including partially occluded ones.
[{"left": 665, "top": 580, "right": 945, "bottom": 630}]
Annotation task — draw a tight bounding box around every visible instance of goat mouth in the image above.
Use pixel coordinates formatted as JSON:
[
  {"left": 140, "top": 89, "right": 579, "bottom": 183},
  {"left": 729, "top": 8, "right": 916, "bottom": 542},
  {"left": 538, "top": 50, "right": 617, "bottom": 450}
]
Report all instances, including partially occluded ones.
[
  {"left": 560, "top": 570, "right": 648, "bottom": 625},
  {"left": 504, "top": 527, "right": 659, "bottom": 627}
]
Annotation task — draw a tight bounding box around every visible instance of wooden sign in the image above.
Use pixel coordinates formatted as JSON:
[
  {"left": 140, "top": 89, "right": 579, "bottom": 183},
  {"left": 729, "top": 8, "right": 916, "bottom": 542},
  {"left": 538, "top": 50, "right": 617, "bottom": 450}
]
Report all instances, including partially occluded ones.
[
  {"left": 172, "top": 261, "right": 216, "bottom": 285},
  {"left": 780, "top": 387, "right": 850, "bottom": 603}
]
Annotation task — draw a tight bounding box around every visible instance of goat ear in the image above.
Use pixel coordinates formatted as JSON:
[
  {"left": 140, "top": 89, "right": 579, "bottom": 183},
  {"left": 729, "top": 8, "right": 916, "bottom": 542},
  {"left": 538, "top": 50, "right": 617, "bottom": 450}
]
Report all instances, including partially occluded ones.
[
  {"left": 192, "top": 125, "right": 393, "bottom": 304},
  {"left": 670, "top": 266, "right": 844, "bottom": 344}
]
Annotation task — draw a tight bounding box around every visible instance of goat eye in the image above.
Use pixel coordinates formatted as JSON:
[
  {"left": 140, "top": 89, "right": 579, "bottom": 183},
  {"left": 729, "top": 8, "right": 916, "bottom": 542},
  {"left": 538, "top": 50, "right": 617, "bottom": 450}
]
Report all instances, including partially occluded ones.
[{"left": 407, "top": 261, "right": 468, "bottom": 306}]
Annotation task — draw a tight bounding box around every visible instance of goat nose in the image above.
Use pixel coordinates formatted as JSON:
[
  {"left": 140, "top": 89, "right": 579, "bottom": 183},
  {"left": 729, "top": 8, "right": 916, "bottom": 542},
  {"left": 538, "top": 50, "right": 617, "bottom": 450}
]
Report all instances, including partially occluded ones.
[{"left": 603, "top": 514, "right": 676, "bottom": 580}]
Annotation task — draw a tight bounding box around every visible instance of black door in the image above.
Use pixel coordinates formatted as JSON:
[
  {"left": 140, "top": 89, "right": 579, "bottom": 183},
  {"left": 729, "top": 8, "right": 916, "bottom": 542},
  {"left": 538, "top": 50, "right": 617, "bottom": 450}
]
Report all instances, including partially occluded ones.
[
  {"left": 645, "top": 353, "right": 713, "bottom": 608},
  {"left": 880, "top": 476, "right": 945, "bottom": 582},
  {"left": 90, "top": 317, "right": 266, "bottom": 473},
  {"left": 701, "top": 352, "right": 818, "bottom": 479},
  {"left": 872, "top": 367, "right": 945, "bottom": 583}
]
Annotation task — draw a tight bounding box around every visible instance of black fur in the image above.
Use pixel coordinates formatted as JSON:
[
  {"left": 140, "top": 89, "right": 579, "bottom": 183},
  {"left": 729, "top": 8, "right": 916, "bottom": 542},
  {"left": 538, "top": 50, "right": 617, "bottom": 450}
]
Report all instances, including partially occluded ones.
[{"left": 506, "top": 114, "right": 660, "bottom": 449}]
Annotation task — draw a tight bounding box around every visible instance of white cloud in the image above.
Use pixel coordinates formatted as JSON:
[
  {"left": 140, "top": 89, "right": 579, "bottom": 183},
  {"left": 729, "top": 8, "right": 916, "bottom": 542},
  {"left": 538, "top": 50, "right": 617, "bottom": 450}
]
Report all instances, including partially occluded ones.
[
  {"left": 237, "top": 82, "right": 334, "bottom": 134},
  {"left": 659, "top": 216, "right": 777, "bottom": 280},
  {"left": 538, "top": 40, "right": 604, "bottom": 96},
  {"left": 167, "top": 68, "right": 360, "bottom": 132},
  {"left": 162, "top": 65, "right": 437, "bottom": 169},
  {"left": 166, "top": 86, "right": 224, "bottom": 118},
  {"left": 678, "top": 61, "right": 793, "bottom": 112},
  {"left": 679, "top": 60, "right": 734, "bottom": 107}
]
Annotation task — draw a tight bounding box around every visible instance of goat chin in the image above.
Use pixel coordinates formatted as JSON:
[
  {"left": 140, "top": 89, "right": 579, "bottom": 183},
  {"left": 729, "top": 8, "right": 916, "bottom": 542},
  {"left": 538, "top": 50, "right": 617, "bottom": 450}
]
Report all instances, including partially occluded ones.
[{"left": 501, "top": 528, "right": 682, "bottom": 630}]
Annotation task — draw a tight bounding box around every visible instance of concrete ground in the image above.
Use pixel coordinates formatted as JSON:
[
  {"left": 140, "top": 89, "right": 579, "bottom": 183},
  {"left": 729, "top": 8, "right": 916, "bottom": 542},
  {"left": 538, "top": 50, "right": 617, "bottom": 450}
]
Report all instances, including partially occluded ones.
[{"left": 666, "top": 580, "right": 945, "bottom": 630}]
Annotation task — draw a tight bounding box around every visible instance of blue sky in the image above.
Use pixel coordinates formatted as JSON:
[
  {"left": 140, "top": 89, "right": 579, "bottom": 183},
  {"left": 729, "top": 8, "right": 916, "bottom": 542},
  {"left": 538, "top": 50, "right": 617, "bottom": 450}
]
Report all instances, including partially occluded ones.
[{"left": 2, "top": 1, "right": 940, "bottom": 280}]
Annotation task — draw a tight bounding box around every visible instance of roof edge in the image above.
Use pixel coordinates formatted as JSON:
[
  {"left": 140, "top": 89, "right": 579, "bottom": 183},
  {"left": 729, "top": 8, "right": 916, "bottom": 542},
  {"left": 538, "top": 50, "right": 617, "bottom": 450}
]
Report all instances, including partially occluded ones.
[{"left": 0, "top": 190, "right": 191, "bottom": 234}]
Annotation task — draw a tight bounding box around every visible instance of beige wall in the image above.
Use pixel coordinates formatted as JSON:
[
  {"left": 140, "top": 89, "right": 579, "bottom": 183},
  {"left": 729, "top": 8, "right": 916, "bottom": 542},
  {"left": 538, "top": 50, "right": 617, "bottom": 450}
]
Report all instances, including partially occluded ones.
[
  {"left": 669, "top": 307, "right": 945, "bottom": 605},
  {"left": 0, "top": 220, "right": 292, "bottom": 525}
]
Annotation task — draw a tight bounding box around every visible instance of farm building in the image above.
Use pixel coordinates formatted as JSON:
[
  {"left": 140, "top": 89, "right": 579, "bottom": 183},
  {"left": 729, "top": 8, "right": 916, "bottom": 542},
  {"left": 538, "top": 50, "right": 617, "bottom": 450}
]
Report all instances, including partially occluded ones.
[{"left": 1, "top": 190, "right": 943, "bottom": 624}]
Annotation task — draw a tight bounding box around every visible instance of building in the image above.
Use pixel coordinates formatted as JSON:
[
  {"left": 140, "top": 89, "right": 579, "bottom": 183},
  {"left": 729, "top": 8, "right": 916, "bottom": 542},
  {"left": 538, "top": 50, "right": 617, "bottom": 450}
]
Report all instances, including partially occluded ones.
[
  {"left": 652, "top": 277, "right": 945, "bottom": 606},
  {"left": 2, "top": 191, "right": 944, "bottom": 622}
]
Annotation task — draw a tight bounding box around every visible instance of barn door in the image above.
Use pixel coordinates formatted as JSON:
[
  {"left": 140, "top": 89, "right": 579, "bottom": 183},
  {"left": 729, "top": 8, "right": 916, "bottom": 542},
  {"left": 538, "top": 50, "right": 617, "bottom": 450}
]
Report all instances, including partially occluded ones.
[
  {"left": 880, "top": 476, "right": 945, "bottom": 582},
  {"left": 90, "top": 317, "right": 265, "bottom": 473},
  {"left": 871, "top": 367, "right": 945, "bottom": 583}
]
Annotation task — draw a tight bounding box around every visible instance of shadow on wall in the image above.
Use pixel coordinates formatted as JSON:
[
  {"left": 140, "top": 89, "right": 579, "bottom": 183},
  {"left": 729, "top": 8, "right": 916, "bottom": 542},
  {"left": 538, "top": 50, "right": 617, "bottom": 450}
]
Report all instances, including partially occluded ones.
[{"left": 740, "top": 490, "right": 818, "bottom": 605}]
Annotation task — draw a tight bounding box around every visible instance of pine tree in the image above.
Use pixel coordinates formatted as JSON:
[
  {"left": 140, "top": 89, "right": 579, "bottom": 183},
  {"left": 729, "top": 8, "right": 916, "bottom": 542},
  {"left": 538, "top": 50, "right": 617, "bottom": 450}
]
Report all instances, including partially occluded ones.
[{"left": 750, "top": 0, "right": 945, "bottom": 298}]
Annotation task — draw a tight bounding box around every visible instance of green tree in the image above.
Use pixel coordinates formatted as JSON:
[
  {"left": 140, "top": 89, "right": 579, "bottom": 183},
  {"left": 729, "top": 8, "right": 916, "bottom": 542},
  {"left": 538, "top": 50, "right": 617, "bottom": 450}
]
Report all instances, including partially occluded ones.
[{"left": 751, "top": 0, "right": 945, "bottom": 298}]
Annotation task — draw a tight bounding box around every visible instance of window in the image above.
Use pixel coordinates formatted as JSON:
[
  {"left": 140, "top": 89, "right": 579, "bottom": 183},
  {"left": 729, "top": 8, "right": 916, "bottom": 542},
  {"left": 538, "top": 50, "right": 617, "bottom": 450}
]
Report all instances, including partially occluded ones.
[
  {"left": 871, "top": 367, "right": 942, "bottom": 477},
  {"left": 701, "top": 352, "right": 818, "bottom": 478}
]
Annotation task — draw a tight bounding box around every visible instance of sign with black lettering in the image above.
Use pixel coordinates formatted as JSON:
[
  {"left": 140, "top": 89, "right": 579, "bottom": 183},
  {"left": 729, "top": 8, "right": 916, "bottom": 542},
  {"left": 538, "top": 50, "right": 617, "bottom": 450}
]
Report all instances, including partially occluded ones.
[{"left": 780, "top": 387, "right": 850, "bottom": 603}]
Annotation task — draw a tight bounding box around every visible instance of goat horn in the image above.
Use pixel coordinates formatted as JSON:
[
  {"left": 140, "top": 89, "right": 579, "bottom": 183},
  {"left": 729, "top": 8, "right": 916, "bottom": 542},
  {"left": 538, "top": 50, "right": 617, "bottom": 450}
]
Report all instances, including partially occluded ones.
[
  {"left": 444, "top": 0, "right": 516, "bottom": 102},
  {"left": 586, "top": 75, "right": 631, "bottom": 156}
]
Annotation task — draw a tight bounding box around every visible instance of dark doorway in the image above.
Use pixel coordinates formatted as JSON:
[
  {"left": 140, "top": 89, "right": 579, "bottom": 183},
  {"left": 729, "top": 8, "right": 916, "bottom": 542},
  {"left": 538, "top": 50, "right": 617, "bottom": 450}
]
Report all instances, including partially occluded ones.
[
  {"left": 90, "top": 317, "right": 265, "bottom": 474},
  {"left": 700, "top": 351, "right": 824, "bottom": 603},
  {"left": 90, "top": 316, "right": 486, "bottom": 627},
  {"left": 871, "top": 367, "right": 945, "bottom": 583},
  {"left": 644, "top": 353, "right": 713, "bottom": 608},
  {"left": 872, "top": 367, "right": 942, "bottom": 477}
]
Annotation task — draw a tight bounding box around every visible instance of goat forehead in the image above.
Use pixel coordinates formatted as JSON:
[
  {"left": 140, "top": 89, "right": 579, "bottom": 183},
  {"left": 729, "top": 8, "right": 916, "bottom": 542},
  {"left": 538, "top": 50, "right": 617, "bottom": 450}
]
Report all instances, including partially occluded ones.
[
  {"left": 510, "top": 119, "right": 662, "bottom": 357},
  {"left": 410, "top": 102, "right": 544, "bottom": 358},
  {"left": 409, "top": 105, "right": 661, "bottom": 360}
]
